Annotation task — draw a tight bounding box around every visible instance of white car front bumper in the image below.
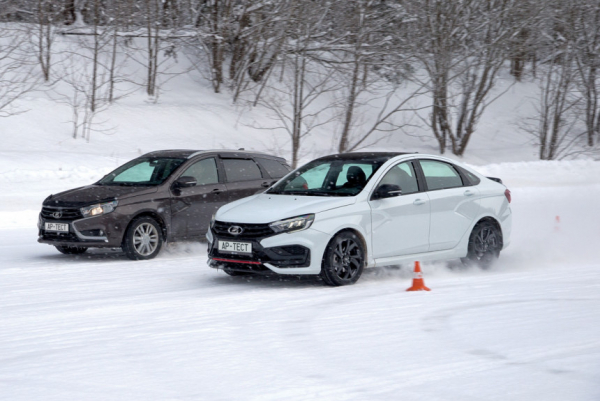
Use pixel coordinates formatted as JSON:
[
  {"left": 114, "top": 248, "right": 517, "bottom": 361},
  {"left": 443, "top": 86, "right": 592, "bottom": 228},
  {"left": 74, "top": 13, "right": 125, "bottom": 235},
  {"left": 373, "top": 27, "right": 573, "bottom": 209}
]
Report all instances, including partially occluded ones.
[{"left": 207, "top": 227, "right": 330, "bottom": 275}]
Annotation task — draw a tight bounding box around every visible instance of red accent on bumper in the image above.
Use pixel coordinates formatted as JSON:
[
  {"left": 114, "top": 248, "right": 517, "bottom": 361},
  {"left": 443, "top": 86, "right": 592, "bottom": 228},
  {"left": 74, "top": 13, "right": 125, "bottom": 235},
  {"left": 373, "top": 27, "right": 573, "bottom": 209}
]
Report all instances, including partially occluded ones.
[{"left": 212, "top": 257, "right": 262, "bottom": 265}]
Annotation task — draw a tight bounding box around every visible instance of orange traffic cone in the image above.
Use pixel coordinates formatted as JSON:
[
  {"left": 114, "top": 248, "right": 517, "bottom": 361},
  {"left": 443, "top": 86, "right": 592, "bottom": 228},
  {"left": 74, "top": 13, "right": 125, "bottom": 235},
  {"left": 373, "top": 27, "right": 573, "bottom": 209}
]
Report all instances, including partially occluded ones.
[{"left": 406, "top": 261, "right": 430, "bottom": 291}]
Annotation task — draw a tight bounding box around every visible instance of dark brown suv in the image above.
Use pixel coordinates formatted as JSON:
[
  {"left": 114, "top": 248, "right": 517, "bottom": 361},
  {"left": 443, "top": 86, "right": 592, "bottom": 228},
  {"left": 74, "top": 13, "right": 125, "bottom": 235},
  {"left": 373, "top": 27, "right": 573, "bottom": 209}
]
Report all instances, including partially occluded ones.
[{"left": 38, "top": 149, "right": 290, "bottom": 260}]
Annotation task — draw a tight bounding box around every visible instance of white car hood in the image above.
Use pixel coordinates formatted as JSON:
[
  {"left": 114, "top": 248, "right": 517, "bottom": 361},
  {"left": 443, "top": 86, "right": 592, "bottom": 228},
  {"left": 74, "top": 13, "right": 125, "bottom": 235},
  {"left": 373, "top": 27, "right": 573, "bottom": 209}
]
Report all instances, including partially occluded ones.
[{"left": 216, "top": 193, "right": 356, "bottom": 224}]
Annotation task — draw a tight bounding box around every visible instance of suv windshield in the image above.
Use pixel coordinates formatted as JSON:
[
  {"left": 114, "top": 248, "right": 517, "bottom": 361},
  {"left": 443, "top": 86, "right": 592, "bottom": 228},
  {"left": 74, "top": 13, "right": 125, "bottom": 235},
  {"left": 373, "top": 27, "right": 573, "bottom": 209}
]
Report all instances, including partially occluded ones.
[
  {"left": 97, "top": 157, "right": 186, "bottom": 186},
  {"left": 268, "top": 158, "right": 385, "bottom": 197}
]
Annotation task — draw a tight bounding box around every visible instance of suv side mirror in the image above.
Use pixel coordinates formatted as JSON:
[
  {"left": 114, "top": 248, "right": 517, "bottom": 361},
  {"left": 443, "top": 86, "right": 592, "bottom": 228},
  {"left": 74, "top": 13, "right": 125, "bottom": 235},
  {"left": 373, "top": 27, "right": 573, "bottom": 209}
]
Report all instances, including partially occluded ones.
[
  {"left": 373, "top": 184, "right": 402, "bottom": 200},
  {"left": 174, "top": 176, "right": 197, "bottom": 188}
]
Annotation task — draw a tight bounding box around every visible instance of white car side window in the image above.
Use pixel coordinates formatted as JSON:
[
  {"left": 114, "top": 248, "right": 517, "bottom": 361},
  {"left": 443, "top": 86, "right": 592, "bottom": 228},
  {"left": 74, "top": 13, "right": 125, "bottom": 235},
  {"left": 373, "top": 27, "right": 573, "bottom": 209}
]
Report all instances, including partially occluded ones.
[
  {"left": 420, "top": 160, "right": 463, "bottom": 190},
  {"left": 379, "top": 162, "right": 419, "bottom": 194}
]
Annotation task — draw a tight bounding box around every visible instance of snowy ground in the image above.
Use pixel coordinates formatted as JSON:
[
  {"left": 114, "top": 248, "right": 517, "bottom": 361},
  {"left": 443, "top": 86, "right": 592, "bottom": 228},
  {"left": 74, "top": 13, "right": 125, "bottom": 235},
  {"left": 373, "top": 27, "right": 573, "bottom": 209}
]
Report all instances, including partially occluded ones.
[
  {"left": 1, "top": 161, "right": 599, "bottom": 400},
  {"left": 1, "top": 34, "right": 600, "bottom": 399}
]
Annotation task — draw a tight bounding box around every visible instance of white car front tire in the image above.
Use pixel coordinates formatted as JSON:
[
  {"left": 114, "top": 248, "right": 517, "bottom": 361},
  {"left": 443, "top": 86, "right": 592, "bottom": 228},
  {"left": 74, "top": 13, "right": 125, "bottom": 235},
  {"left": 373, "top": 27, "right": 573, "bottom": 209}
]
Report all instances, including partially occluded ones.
[{"left": 320, "top": 231, "right": 366, "bottom": 286}]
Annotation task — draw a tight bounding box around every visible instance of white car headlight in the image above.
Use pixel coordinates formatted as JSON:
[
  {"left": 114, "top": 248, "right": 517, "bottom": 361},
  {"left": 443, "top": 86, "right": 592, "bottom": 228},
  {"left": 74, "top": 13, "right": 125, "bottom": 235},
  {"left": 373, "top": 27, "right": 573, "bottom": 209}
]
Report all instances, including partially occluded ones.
[
  {"left": 81, "top": 200, "right": 118, "bottom": 218},
  {"left": 269, "top": 214, "right": 315, "bottom": 234}
]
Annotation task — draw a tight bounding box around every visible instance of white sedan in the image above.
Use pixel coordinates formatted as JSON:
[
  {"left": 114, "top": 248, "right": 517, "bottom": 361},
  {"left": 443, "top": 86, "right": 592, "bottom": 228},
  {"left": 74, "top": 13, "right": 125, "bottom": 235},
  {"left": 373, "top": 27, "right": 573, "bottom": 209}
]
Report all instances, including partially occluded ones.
[{"left": 207, "top": 152, "right": 512, "bottom": 286}]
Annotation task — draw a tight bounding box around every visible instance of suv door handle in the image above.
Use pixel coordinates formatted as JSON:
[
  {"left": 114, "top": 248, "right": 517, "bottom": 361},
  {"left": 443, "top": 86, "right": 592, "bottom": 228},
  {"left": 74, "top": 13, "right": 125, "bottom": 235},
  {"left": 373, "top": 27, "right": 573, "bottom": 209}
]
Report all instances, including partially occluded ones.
[
  {"left": 413, "top": 199, "right": 427, "bottom": 206},
  {"left": 212, "top": 188, "right": 223, "bottom": 194},
  {"left": 464, "top": 190, "right": 475, "bottom": 196},
  {"left": 261, "top": 181, "right": 276, "bottom": 188}
]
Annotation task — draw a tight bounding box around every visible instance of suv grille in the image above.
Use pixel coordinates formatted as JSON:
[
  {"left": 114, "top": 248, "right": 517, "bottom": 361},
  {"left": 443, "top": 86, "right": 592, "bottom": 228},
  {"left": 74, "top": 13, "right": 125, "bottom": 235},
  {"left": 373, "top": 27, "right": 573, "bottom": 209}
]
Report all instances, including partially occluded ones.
[
  {"left": 213, "top": 221, "right": 274, "bottom": 239},
  {"left": 41, "top": 231, "right": 80, "bottom": 241},
  {"left": 41, "top": 206, "right": 83, "bottom": 221}
]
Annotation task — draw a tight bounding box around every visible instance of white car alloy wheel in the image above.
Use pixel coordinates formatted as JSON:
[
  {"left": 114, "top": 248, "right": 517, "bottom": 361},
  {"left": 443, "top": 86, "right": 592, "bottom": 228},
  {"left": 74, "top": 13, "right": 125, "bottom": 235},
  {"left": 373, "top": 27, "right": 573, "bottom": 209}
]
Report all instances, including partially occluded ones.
[
  {"left": 320, "top": 231, "right": 365, "bottom": 286},
  {"left": 463, "top": 220, "right": 502, "bottom": 269}
]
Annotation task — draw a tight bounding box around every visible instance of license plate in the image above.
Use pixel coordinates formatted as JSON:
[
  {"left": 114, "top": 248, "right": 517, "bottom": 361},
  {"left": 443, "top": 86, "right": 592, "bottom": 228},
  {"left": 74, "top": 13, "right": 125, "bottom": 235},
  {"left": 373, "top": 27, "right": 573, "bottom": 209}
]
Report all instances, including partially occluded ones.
[
  {"left": 45, "top": 222, "right": 69, "bottom": 232},
  {"left": 218, "top": 240, "right": 252, "bottom": 254}
]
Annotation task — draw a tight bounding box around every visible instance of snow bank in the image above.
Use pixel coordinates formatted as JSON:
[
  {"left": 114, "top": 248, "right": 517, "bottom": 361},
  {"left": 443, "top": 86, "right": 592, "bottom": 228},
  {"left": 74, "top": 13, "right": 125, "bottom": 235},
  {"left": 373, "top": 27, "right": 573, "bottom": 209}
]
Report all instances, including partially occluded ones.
[{"left": 473, "top": 159, "right": 600, "bottom": 187}]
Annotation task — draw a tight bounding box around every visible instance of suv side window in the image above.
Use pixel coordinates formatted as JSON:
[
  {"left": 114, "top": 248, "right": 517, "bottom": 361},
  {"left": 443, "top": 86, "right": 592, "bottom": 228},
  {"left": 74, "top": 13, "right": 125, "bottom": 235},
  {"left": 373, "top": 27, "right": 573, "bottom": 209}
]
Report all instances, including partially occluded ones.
[
  {"left": 180, "top": 158, "right": 219, "bottom": 185},
  {"left": 222, "top": 158, "right": 263, "bottom": 182},
  {"left": 419, "top": 160, "right": 464, "bottom": 190},
  {"left": 378, "top": 161, "right": 419, "bottom": 194},
  {"left": 256, "top": 158, "right": 290, "bottom": 178}
]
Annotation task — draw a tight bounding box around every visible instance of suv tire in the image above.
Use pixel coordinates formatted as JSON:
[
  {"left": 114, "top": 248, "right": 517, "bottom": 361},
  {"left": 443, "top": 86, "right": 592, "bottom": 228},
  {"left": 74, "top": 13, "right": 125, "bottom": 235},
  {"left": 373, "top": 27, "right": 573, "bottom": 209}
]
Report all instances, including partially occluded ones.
[{"left": 123, "top": 217, "right": 163, "bottom": 260}]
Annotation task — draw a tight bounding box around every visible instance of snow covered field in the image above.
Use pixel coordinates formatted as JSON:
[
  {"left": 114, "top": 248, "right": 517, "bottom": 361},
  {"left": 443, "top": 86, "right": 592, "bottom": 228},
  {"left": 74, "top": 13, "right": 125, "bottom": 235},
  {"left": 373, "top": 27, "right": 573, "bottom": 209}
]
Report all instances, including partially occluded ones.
[
  {"left": 1, "top": 34, "right": 600, "bottom": 399},
  {"left": 1, "top": 159, "right": 599, "bottom": 400}
]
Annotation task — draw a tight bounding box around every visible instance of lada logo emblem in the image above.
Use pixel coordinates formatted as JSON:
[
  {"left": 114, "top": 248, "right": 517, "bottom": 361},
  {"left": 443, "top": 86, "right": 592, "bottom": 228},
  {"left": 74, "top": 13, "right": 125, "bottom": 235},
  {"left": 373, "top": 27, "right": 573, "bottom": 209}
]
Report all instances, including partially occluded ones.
[
  {"left": 52, "top": 211, "right": 63, "bottom": 219},
  {"left": 228, "top": 225, "right": 243, "bottom": 235}
]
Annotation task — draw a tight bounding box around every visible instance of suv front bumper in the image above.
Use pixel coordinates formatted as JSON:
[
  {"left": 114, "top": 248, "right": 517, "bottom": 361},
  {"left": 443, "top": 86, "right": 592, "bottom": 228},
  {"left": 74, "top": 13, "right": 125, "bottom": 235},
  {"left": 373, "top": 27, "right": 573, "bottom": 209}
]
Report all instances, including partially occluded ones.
[{"left": 37, "top": 211, "right": 126, "bottom": 248}]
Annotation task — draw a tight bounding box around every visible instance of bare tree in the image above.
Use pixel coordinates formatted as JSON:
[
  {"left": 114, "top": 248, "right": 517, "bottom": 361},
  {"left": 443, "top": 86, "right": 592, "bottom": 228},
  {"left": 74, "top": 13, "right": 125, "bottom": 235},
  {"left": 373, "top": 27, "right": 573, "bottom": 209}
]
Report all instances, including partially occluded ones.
[
  {"left": 62, "top": 0, "right": 87, "bottom": 26},
  {"left": 107, "top": 0, "right": 121, "bottom": 102},
  {"left": 51, "top": 1, "right": 133, "bottom": 141},
  {"left": 448, "top": 6, "right": 514, "bottom": 158},
  {"left": 192, "top": 0, "right": 234, "bottom": 93},
  {"left": 506, "top": 0, "right": 543, "bottom": 81},
  {"left": 406, "top": 0, "right": 521, "bottom": 156},
  {"left": 324, "top": 0, "right": 424, "bottom": 153},
  {"left": 330, "top": 0, "right": 383, "bottom": 153},
  {"left": 229, "top": 1, "right": 290, "bottom": 103},
  {"left": 249, "top": 1, "right": 339, "bottom": 168},
  {"left": 144, "top": 0, "right": 161, "bottom": 96},
  {"left": 524, "top": 48, "right": 581, "bottom": 160},
  {"left": 33, "top": 0, "right": 60, "bottom": 81},
  {"left": 53, "top": 53, "right": 112, "bottom": 141},
  {"left": 570, "top": 0, "right": 600, "bottom": 147},
  {"left": 520, "top": 0, "right": 600, "bottom": 160},
  {"left": 254, "top": 55, "right": 340, "bottom": 169},
  {"left": 187, "top": 0, "right": 294, "bottom": 100},
  {"left": 0, "top": 23, "right": 38, "bottom": 117}
]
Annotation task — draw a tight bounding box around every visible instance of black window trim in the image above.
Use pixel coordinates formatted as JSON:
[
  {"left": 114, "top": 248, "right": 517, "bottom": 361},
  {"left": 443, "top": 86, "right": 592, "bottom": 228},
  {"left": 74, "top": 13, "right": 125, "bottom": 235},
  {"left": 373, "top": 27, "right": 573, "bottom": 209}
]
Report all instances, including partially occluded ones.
[{"left": 414, "top": 158, "right": 468, "bottom": 192}]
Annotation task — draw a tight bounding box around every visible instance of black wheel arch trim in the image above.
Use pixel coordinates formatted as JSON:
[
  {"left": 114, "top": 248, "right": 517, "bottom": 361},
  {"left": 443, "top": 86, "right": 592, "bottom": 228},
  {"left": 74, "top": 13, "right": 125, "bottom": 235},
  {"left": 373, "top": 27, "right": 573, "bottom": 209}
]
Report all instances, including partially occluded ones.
[{"left": 123, "top": 210, "right": 168, "bottom": 245}]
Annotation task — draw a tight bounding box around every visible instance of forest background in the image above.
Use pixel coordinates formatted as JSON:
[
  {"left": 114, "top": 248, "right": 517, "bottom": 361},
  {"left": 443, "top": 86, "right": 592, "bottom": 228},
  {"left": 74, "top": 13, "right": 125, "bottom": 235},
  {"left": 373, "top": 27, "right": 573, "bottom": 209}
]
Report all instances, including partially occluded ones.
[{"left": 1, "top": 0, "right": 600, "bottom": 167}]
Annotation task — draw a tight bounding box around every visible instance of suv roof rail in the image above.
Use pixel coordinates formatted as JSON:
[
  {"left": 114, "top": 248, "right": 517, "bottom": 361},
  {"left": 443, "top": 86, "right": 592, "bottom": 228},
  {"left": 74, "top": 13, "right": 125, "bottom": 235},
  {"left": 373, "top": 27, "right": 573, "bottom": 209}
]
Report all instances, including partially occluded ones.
[{"left": 187, "top": 149, "right": 282, "bottom": 159}]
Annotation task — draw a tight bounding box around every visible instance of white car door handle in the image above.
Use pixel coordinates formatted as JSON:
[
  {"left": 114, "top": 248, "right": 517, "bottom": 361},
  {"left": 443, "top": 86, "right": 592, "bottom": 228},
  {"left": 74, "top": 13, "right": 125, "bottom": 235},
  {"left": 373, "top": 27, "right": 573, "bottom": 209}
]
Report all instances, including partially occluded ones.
[
  {"left": 413, "top": 199, "right": 427, "bottom": 206},
  {"left": 464, "top": 190, "right": 475, "bottom": 196}
]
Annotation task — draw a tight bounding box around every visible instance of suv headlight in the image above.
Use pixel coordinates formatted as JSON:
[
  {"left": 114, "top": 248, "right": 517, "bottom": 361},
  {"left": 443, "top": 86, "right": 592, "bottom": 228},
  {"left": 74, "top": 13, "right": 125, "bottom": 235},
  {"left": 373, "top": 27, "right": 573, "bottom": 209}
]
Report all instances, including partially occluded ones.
[
  {"left": 81, "top": 200, "right": 118, "bottom": 218},
  {"left": 269, "top": 214, "right": 315, "bottom": 234}
]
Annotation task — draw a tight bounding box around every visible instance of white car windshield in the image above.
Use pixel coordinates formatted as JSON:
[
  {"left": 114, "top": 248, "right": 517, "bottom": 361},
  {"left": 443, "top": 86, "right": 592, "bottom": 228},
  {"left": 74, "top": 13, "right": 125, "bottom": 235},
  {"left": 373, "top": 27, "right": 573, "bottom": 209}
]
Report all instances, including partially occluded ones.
[{"left": 268, "top": 158, "right": 387, "bottom": 197}]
